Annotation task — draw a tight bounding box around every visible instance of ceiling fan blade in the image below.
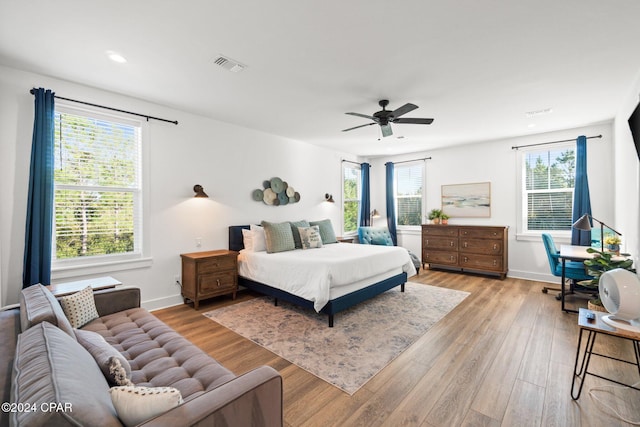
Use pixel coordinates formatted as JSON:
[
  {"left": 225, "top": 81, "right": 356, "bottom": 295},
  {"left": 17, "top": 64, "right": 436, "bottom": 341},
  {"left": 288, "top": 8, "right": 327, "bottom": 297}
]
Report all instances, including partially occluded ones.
[
  {"left": 345, "top": 112, "right": 376, "bottom": 120},
  {"left": 342, "top": 122, "right": 375, "bottom": 132},
  {"left": 394, "top": 117, "right": 434, "bottom": 125},
  {"left": 390, "top": 103, "right": 418, "bottom": 118},
  {"left": 381, "top": 124, "right": 393, "bottom": 137}
]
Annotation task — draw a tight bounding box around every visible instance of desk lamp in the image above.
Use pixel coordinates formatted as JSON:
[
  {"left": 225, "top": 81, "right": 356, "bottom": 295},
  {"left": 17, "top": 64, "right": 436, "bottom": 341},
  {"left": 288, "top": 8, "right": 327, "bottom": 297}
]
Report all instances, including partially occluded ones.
[{"left": 572, "top": 213, "right": 622, "bottom": 252}]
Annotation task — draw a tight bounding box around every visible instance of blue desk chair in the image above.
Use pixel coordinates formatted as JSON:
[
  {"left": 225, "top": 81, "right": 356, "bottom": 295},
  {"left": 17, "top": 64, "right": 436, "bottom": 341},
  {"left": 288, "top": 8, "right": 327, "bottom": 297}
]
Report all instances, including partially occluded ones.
[{"left": 541, "top": 233, "right": 593, "bottom": 299}]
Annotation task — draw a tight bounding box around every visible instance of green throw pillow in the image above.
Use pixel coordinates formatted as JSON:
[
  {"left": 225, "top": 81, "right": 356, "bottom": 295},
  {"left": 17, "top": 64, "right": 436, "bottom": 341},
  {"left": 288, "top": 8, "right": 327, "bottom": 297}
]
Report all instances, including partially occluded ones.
[
  {"left": 261, "top": 221, "right": 296, "bottom": 253},
  {"left": 309, "top": 219, "right": 337, "bottom": 244},
  {"left": 289, "top": 220, "right": 310, "bottom": 249}
]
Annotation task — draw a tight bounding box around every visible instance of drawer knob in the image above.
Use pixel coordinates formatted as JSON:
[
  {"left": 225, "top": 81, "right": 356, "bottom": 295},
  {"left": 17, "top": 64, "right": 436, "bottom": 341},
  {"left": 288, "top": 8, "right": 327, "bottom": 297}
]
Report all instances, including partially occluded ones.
[
  {"left": 493, "top": 260, "right": 497, "bottom": 266},
  {"left": 464, "top": 256, "right": 468, "bottom": 263},
  {"left": 493, "top": 244, "right": 498, "bottom": 250},
  {"left": 216, "top": 279, "right": 221, "bottom": 287},
  {"left": 463, "top": 242, "right": 468, "bottom": 248},
  {"left": 450, "top": 241, "right": 454, "bottom": 247}
]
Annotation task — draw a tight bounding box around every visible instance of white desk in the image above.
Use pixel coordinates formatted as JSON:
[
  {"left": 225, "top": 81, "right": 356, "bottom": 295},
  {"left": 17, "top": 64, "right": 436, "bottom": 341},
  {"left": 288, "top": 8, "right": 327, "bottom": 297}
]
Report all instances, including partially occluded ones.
[{"left": 558, "top": 245, "right": 626, "bottom": 313}]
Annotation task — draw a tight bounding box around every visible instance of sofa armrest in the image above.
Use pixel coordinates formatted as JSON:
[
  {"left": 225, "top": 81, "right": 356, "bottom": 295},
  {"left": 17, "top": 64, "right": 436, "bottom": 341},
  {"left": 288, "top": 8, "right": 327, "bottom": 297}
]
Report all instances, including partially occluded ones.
[
  {"left": 139, "top": 366, "right": 283, "bottom": 427},
  {"left": 91, "top": 287, "right": 141, "bottom": 317}
]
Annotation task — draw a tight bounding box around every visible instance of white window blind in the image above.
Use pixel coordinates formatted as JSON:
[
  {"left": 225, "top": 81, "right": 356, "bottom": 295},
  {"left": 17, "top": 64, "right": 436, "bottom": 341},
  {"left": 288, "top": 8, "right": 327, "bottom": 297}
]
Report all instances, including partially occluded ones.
[
  {"left": 395, "top": 162, "right": 423, "bottom": 226},
  {"left": 523, "top": 147, "right": 575, "bottom": 231},
  {"left": 53, "top": 107, "right": 142, "bottom": 260},
  {"left": 342, "top": 165, "right": 360, "bottom": 233}
]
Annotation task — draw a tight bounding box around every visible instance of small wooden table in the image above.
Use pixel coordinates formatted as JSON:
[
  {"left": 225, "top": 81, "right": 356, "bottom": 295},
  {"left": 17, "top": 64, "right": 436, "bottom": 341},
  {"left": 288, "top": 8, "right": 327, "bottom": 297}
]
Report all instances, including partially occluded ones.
[
  {"left": 46, "top": 276, "right": 122, "bottom": 297},
  {"left": 571, "top": 308, "right": 640, "bottom": 399}
]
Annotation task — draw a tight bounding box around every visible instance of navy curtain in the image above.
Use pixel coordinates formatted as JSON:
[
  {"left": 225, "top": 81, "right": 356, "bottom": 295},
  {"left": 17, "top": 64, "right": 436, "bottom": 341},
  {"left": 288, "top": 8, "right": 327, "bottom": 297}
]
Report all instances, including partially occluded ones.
[
  {"left": 571, "top": 135, "right": 592, "bottom": 246},
  {"left": 358, "top": 163, "right": 371, "bottom": 227},
  {"left": 385, "top": 162, "right": 397, "bottom": 245},
  {"left": 23, "top": 88, "right": 55, "bottom": 288}
]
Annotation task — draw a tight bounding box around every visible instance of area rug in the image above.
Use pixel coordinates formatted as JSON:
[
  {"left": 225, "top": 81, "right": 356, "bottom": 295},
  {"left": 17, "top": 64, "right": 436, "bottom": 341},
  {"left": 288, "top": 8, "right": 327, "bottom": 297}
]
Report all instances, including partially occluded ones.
[{"left": 203, "top": 282, "right": 469, "bottom": 394}]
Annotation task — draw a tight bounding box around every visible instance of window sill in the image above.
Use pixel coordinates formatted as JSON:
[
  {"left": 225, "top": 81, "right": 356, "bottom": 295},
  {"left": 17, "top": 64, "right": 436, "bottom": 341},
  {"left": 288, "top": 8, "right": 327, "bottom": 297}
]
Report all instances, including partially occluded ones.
[{"left": 52, "top": 257, "right": 153, "bottom": 280}]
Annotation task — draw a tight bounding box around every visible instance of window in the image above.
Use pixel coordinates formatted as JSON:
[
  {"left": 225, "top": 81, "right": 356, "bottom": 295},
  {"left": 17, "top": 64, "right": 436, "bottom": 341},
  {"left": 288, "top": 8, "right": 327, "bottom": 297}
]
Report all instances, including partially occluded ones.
[
  {"left": 342, "top": 164, "right": 361, "bottom": 234},
  {"left": 395, "top": 162, "right": 424, "bottom": 227},
  {"left": 52, "top": 105, "right": 144, "bottom": 264},
  {"left": 520, "top": 145, "right": 575, "bottom": 235}
]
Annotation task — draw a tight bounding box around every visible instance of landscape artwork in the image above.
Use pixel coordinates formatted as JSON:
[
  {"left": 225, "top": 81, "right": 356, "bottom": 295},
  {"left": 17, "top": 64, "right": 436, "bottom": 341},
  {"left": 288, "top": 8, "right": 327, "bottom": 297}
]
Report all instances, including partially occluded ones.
[{"left": 441, "top": 182, "right": 491, "bottom": 218}]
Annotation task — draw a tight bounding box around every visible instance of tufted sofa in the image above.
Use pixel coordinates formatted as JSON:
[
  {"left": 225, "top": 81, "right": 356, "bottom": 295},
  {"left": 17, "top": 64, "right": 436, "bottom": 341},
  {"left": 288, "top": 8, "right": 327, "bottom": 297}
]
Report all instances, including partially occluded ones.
[{"left": 0, "top": 285, "right": 282, "bottom": 426}]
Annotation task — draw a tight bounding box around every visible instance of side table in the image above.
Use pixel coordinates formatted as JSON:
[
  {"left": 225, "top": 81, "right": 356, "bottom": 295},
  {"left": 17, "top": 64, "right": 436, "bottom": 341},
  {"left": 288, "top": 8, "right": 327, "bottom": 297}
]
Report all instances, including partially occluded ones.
[
  {"left": 571, "top": 308, "right": 640, "bottom": 399},
  {"left": 47, "top": 276, "right": 122, "bottom": 297},
  {"left": 180, "top": 250, "right": 238, "bottom": 309}
]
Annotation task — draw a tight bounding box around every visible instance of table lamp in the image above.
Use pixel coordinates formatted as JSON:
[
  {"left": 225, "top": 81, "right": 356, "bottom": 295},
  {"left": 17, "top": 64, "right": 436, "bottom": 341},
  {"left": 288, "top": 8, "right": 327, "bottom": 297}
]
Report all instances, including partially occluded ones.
[{"left": 572, "top": 213, "right": 622, "bottom": 252}]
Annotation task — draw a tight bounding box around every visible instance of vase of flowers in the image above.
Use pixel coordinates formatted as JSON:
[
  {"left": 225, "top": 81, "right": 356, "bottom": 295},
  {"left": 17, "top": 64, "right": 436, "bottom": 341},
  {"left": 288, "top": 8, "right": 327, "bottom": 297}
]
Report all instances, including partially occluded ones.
[{"left": 604, "top": 235, "right": 621, "bottom": 255}]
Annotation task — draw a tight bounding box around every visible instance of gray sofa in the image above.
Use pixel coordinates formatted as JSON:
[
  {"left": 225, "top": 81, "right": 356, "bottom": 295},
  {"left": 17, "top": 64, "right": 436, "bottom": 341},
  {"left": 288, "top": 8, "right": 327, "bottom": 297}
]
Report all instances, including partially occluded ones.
[{"left": 0, "top": 285, "right": 283, "bottom": 426}]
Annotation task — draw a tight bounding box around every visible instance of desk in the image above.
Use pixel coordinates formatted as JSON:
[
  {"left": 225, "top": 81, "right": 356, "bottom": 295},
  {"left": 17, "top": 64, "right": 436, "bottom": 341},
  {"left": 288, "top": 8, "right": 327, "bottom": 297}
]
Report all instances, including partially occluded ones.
[
  {"left": 559, "top": 245, "right": 594, "bottom": 313},
  {"left": 571, "top": 308, "right": 640, "bottom": 399},
  {"left": 46, "top": 276, "right": 122, "bottom": 297}
]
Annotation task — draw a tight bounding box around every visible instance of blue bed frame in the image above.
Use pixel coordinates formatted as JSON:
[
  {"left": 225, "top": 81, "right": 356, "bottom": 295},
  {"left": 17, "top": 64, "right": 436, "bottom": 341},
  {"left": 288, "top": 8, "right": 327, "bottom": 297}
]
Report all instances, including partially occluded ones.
[{"left": 228, "top": 225, "right": 407, "bottom": 327}]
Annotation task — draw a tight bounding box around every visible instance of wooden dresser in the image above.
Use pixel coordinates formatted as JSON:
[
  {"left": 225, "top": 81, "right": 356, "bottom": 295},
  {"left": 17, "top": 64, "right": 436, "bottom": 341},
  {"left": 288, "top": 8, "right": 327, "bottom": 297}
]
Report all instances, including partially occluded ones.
[
  {"left": 180, "top": 250, "right": 238, "bottom": 309},
  {"left": 421, "top": 224, "right": 508, "bottom": 279}
]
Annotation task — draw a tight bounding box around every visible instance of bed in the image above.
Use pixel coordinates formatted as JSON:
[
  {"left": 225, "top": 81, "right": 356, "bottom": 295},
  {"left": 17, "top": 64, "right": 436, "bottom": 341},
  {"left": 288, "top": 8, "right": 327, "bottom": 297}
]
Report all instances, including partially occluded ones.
[{"left": 228, "top": 225, "right": 416, "bottom": 326}]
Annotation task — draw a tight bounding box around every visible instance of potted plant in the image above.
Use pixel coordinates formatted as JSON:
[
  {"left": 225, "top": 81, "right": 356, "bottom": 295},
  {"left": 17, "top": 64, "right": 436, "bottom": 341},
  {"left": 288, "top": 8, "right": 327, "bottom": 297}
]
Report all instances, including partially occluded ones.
[
  {"left": 604, "top": 235, "right": 621, "bottom": 255},
  {"left": 440, "top": 213, "right": 450, "bottom": 225},
  {"left": 428, "top": 209, "right": 442, "bottom": 224},
  {"left": 581, "top": 247, "right": 635, "bottom": 311}
]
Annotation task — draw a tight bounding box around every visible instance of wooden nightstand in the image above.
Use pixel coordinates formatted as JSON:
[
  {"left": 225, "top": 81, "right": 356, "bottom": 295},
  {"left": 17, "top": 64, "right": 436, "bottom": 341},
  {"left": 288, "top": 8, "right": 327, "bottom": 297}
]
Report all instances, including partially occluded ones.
[{"left": 180, "top": 250, "right": 238, "bottom": 309}]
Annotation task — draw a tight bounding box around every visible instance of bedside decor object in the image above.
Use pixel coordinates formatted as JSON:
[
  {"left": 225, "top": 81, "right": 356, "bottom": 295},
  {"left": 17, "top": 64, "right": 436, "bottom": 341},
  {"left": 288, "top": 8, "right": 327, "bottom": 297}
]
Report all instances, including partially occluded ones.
[
  {"left": 193, "top": 184, "right": 208, "bottom": 198},
  {"left": 441, "top": 182, "right": 491, "bottom": 218},
  {"left": 324, "top": 193, "right": 334, "bottom": 203},
  {"left": 428, "top": 208, "right": 443, "bottom": 224},
  {"left": 572, "top": 213, "right": 622, "bottom": 253},
  {"left": 370, "top": 209, "right": 380, "bottom": 225},
  {"left": 253, "top": 176, "right": 301, "bottom": 206}
]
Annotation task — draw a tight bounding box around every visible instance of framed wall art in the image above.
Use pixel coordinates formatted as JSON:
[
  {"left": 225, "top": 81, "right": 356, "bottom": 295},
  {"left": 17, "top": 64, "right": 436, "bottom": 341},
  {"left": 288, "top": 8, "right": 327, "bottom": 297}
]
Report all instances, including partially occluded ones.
[{"left": 441, "top": 182, "right": 491, "bottom": 218}]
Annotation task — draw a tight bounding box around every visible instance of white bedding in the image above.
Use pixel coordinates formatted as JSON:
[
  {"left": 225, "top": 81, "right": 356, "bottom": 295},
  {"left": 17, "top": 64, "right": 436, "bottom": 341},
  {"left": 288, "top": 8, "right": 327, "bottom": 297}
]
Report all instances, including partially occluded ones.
[{"left": 238, "top": 243, "right": 417, "bottom": 311}]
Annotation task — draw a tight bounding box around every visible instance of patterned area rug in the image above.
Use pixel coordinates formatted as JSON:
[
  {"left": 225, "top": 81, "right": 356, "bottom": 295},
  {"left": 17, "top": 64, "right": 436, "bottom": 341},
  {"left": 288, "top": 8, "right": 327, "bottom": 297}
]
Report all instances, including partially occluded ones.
[{"left": 203, "top": 282, "right": 469, "bottom": 394}]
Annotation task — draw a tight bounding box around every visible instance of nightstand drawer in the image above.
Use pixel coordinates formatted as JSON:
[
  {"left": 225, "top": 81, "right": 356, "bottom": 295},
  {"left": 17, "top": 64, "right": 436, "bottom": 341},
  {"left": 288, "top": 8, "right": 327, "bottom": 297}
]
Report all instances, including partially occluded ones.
[
  {"left": 199, "top": 271, "right": 236, "bottom": 294},
  {"left": 198, "top": 256, "right": 236, "bottom": 273}
]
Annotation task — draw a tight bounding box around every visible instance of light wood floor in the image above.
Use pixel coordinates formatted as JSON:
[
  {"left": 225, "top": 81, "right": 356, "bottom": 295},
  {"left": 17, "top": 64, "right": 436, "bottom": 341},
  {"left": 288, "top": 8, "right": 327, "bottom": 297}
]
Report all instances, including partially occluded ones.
[{"left": 153, "top": 269, "right": 640, "bottom": 426}]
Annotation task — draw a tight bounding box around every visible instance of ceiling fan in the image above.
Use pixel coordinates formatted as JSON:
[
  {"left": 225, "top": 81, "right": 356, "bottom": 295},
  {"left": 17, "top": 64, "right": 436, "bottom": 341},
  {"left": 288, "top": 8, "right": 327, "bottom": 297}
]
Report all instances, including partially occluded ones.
[{"left": 342, "top": 99, "right": 434, "bottom": 137}]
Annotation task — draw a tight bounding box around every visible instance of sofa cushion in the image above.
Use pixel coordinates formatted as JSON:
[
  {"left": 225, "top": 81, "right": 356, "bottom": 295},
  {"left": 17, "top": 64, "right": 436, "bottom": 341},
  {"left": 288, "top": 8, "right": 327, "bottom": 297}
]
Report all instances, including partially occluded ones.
[
  {"left": 82, "top": 308, "right": 236, "bottom": 400},
  {"left": 60, "top": 285, "right": 99, "bottom": 328},
  {"left": 110, "top": 385, "right": 183, "bottom": 427},
  {"left": 75, "top": 328, "right": 133, "bottom": 386},
  {"left": 19, "top": 283, "right": 75, "bottom": 338},
  {"left": 288, "top": 220, "right": 310, "bottom": 249},
  {"left": 10, "top": 321, "right": 121, "bottom": 427},
  {"left": 309, "top": 219, "right": 338, "bottom": 244}
]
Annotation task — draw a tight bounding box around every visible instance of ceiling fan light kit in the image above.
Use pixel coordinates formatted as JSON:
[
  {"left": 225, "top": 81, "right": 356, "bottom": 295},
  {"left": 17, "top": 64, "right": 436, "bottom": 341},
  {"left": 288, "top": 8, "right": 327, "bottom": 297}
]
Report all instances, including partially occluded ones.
[{"left": 343, "top": 99, "right": 433, "bottom": 137}]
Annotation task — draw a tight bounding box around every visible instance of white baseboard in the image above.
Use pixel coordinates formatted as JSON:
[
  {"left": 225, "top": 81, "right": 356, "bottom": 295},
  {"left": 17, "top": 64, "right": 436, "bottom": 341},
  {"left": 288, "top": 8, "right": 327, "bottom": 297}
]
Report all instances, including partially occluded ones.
[
  {"left": 144, "top": 294, "right": 184, "bottom": 312},
  {"left": 506, "top": 269, "right": 557, "bottom": 284}
]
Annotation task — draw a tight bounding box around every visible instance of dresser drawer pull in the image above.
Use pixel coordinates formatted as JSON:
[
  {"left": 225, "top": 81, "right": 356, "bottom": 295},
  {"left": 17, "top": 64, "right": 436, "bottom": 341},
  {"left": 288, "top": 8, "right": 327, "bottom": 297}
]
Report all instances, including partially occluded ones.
[
  {"left": 493, "top": 244, "right": 498, "bottom": 250},
  {"left": 463, "top": 241, "right": 468, "bottom": 248},
  {"left": 463, "top": 256, "right": 468, "bottom": 263},
  {"left": 493, "top": 260, "right": 497, "bottom": 266},
  {"left": 450, "top": 241, "right": 454, "bottom": 247},
  {"left": 216, "top": 279, "right": 221, "bottom": 287},
  {"left": 450, "top": 256, "right": 455, "bottom": 261}
]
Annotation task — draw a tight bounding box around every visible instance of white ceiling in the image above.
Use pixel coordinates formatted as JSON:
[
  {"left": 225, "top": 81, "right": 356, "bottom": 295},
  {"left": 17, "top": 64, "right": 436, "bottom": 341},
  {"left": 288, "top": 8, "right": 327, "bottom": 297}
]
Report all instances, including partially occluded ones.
[{"left": 2, "top": 1, "right": 640, "bottom": 157}]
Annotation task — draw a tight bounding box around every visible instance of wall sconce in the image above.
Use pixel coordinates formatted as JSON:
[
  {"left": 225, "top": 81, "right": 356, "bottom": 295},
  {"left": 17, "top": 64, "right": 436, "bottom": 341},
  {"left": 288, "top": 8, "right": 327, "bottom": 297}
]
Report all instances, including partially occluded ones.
[
  {"left": 370, "top": 209, "right": 380, "bottom": 225},
  {"left": 324, "top": 193, "right": 334, "bottom": 203},
  {"left": 193, "top": 184, "right": 209, "bottom": 198}
]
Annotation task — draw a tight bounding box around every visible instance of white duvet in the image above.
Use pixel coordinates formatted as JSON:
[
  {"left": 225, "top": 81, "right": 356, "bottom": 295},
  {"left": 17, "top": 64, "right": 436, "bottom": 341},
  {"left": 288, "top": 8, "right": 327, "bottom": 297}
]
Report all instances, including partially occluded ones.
[{"left": 238, "top": 243, "right": 417, "bottom": 312}]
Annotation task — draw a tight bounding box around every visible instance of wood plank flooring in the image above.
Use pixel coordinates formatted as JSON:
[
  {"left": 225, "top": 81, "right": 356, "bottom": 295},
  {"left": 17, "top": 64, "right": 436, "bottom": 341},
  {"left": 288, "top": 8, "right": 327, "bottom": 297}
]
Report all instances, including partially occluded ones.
[{"left": 152, "top": 269, "right": 640, "bottom": 426}]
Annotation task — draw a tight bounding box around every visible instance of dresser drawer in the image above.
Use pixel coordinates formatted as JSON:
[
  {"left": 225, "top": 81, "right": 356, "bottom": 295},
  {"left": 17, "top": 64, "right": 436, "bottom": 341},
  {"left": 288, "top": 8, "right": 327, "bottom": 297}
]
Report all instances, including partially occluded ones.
[
  {"left": 423, "top": 237, "right": 458, "bottom": 251},
  {"left": 459, "top": 238, "right": 503, "bottom": 255},
  {"left": 199, "top": 271, "right": 236, "bottom": 294},
  {"left": 424, "top": 250, "right": 458, "bottom": 266},
  {"left": 197, "top": 256, "right": 236, "bottom": 273},
  {"left": 459, "top": 227, "right": 504, "bottom": 239},
  {"left": 460, "top": 254, "right": 504, "bottom": 271},
  {"left": 422, "top": 225, "right": 459, "bottom": 237}
]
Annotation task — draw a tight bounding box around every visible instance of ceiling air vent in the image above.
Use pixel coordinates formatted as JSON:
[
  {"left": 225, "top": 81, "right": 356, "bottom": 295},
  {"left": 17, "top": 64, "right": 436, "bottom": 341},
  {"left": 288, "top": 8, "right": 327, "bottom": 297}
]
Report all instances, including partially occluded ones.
[{"left": 213, "top": 55, "right": 246, "bottom": 73}]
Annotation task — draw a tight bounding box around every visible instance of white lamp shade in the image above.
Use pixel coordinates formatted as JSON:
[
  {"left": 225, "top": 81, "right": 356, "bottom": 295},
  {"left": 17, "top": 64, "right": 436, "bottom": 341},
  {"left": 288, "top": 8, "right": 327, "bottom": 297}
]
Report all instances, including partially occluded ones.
[{"left": 599, "top": 269, "right": 640, "bottom": 320}]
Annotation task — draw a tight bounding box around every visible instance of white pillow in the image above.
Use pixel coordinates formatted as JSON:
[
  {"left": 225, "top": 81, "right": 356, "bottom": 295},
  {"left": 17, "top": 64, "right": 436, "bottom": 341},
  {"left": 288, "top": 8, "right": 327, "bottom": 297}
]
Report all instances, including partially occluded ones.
[
  {"left": 250, "top": 224, "right": 267, "bottom": 252},
  {"left": 298, "top": 225, "right": 323, "bottom": 249},
  {"left": 59, "top": 286, "right": 99, "bottom": 328},
  {"left": 109, "top": 386, "right": 183, "bottom": 427},
  {"left": 242, "top": 229, "right": 253, "bottom": 252}
]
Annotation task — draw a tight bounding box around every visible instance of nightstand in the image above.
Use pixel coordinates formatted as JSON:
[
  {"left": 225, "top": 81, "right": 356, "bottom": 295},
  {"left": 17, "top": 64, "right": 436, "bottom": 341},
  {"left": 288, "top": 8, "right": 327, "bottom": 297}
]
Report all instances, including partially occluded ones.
[{"left": 180, "top": 250, "right": 238, "bottom": 309}]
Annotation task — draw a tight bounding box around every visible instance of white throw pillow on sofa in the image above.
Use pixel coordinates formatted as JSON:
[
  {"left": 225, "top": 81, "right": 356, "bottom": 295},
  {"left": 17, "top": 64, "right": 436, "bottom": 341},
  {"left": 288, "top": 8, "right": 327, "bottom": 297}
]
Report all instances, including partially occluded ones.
[{"left": 109, "top": 386, "right": 183, "bottom": 427}]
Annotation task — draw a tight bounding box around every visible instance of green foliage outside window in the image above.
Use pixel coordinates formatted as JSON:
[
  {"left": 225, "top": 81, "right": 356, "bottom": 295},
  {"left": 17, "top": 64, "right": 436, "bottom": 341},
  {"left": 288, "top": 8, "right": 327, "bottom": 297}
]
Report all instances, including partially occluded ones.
[{"left": 343, "top": 167, "right": 360, "bottom": 233}]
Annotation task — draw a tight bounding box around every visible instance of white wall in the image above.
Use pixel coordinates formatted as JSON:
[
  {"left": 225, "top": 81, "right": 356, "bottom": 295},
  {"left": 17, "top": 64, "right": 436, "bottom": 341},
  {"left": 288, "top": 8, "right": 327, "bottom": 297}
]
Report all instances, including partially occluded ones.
[
  {"left": 370, "top": 122, "right": 617, "bottom": 283},
  {"left": 0, "top": 65, "right": 353, "bottom": 308}
]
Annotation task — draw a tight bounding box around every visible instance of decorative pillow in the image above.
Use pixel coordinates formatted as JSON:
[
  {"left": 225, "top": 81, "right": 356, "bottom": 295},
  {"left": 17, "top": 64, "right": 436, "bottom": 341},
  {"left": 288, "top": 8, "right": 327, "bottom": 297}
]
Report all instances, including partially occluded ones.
[
  {"left": 19, "top": 283, "right": 75, "bottom": 338},
  {"left": 75, "top": 328, "right": 133, "bottom": 386},
  {"left": 298, "top": 226, "right": 323, "bottom": 249},
  {"left": 289, "top": 220, "right": 310, "bottom": 249},
  {"left": 109, "top": 386, "right": 183, "bottom": 427},
  {"left": 242, "top": 228, "right": 253, "bottom": 251},
  {"left": 250, "top": 224, "right": 267, "bottom": 252},
  {"left": 309, "top": 219, "right": 338, "bottom": 244},
  {"left": 59, "top": 286, "right": 99, "bottom": 328},
  {"left": 261, "top": 221, "right": 296, "bottom": 253}
]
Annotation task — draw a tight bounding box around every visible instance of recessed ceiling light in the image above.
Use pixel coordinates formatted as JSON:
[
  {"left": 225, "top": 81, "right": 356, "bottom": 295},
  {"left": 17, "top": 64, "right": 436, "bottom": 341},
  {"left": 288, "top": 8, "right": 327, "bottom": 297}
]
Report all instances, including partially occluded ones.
[{"left": 106, "top": 51, "right": 127, "bottom": 63}]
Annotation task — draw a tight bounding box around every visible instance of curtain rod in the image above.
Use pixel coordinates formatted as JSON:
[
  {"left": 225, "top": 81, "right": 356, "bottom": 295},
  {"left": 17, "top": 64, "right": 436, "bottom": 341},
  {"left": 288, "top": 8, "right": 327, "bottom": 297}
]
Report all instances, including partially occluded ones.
[
  {"left": 29, "top": 88, "right": 178, "bottom": 125},
  {"left": 392, "top": 157, "right": 432, "bottom": 165},
  {"left": 511, "top": 134, "right": 601, "bottom": 150},
  {"left": 341, "top": 159, "right": 362, "bottom": 165}
]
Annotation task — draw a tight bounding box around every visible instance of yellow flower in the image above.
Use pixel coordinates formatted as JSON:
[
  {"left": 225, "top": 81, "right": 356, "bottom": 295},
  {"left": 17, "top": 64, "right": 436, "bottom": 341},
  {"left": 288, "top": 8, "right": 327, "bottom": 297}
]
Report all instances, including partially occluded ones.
[{"left": 604, "top": 235, "right": 621, "bottom": 245}]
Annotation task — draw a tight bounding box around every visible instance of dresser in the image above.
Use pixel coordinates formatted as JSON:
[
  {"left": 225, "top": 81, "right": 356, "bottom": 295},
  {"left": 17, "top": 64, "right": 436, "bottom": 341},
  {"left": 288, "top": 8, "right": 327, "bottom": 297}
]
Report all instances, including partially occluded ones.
[
  {"left": 180, "top": 250, "right": 238, "bottom": 309},
  {"left": 421, "top": 225, "right": 508, "bottom": 279}
]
